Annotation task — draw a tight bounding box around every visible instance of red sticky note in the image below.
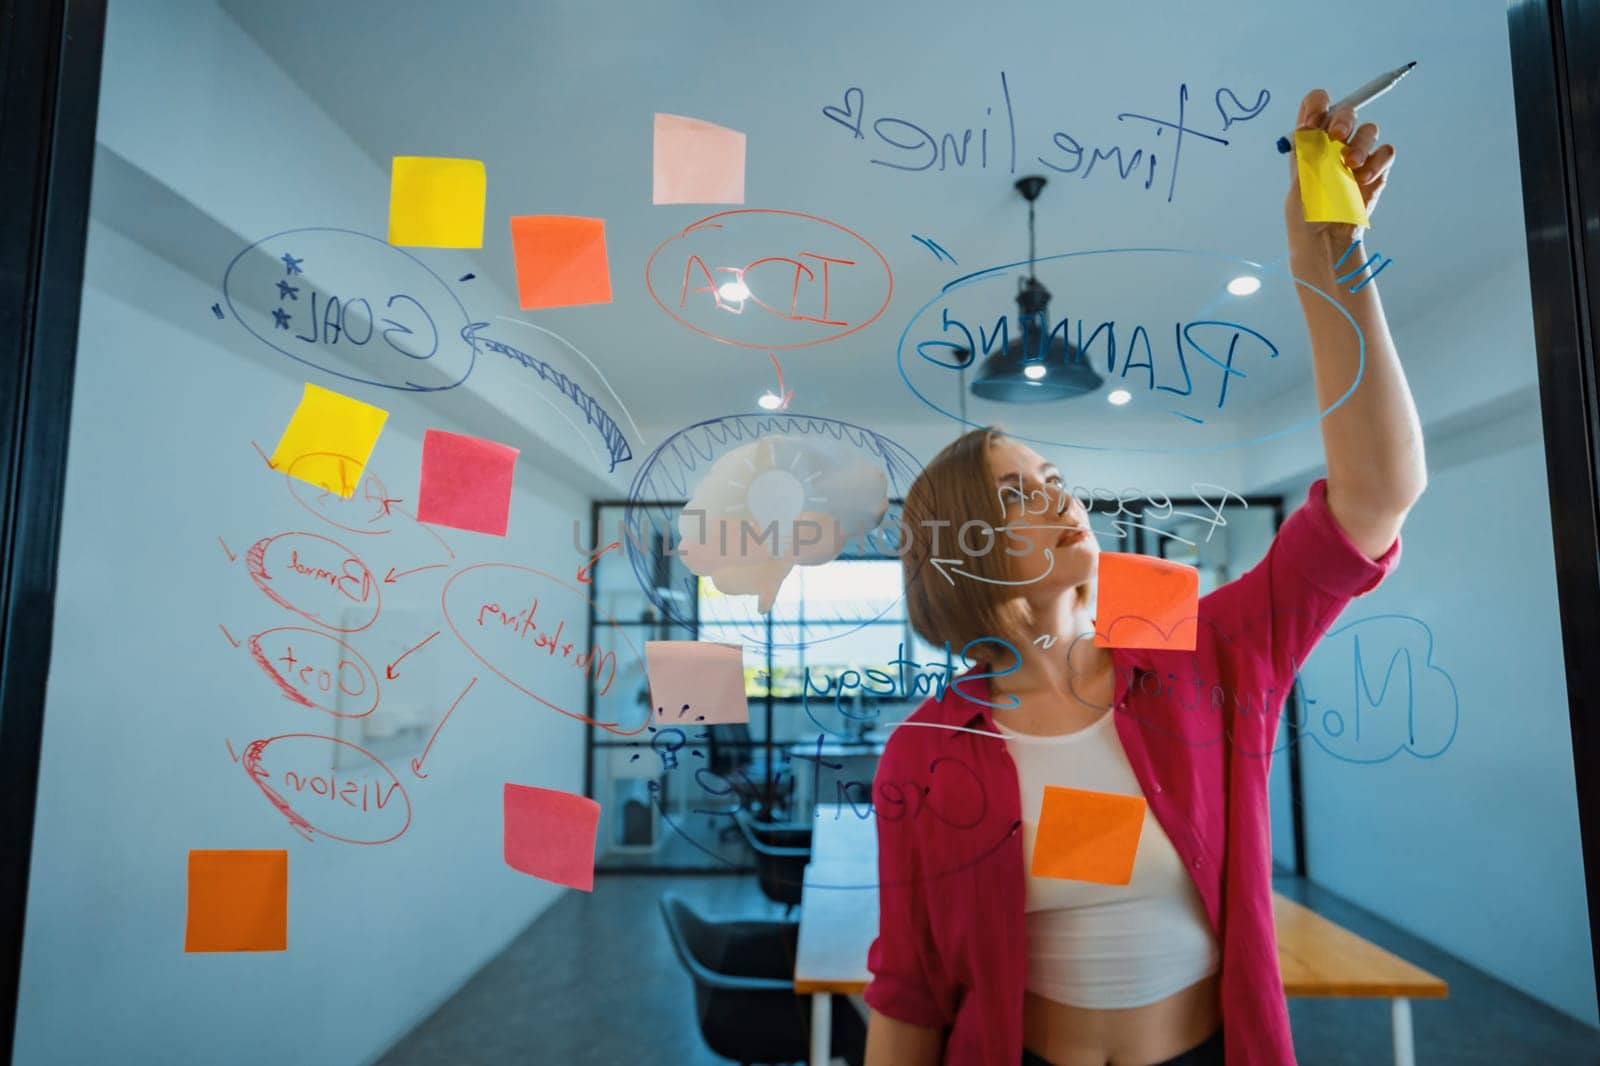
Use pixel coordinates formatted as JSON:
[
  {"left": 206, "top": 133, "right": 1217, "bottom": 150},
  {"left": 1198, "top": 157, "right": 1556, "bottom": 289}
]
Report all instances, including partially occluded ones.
[
  {"left": 508, "top": 215, "right": 612, "bottom": 311},
  {"left": 1031, "top": 786, "right": 1146, "bottom": 884},
  {"left": 185, "top": 849, "right": 288, "bottom": 952},
  {"left": 503, "top": 783, "right": 601, "bottom": 891},
  {"left": 1093, "top": 552, "right": 1199, "bottom": 651},
  {"left": 415, "top": 428, "right": 518, "bottom": 536},
  {"left": 653, "top": 113, "right": 746, "bottom": 204}
]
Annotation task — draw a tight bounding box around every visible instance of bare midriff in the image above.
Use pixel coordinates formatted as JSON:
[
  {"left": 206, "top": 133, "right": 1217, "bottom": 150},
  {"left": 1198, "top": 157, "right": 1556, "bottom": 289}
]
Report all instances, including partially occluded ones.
[{"left": 1021, "top": 974, "right": 1221, "bottom": 1066}]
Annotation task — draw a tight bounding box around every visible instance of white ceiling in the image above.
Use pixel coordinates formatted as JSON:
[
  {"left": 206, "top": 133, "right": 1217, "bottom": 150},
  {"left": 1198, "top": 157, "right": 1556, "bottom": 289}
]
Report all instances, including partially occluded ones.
[{"left": 221, "top": 0, "right": 1530, "bottom": 458}]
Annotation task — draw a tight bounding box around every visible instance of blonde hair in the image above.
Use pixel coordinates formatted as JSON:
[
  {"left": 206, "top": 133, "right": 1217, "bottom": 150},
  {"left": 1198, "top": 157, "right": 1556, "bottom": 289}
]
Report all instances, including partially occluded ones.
[{"left": 902, "top": 427, "right": 1089, "bottom": 653}]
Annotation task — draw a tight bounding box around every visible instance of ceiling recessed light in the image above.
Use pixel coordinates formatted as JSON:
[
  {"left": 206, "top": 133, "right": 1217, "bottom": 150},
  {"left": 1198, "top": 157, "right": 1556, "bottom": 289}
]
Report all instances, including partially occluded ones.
[
  {"left": 757, "top": 391, "right": 783, "bottom": 410},
  {"left": 718, "top": 279, "right": 751, "bottom": 302},
  {"left": 1023, "top": 364, "right": 1047, "bottom": 380},
  {"left": 1107, "top": 388, "right": 1133, "bottom": 406},
  {"left": 1227, "top": 275, "right": 1261, "bottom": 296}
]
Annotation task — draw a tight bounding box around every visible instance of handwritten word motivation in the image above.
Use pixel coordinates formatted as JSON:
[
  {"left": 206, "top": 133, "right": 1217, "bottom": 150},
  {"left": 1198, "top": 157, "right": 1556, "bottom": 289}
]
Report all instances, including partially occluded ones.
[
  {"left": 644, "top": 210, "right": 894, "bottom": 350},
  {"left": 223, "top": 227, "right": 475, "bottom": 392},
  {"left": 461, "top": 324, "right": 632, "bottom": 473},
  {"left": 822, "top": 75, "right": 1270, "bottom": 202},
  {"left": 896, "top": 248, "right": 1367, "bottom": 454}
]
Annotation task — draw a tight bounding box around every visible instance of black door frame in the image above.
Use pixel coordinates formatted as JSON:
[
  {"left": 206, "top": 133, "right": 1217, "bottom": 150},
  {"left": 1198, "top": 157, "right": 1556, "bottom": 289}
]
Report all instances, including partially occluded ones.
[
  {"left": 0, "top": 0, "right": 106, "bottom": 1057},
  {"left": 1, "top": 0, "right": 1599, "bottom": 1050},
  {"left": 1507, "top": 0, "right": 1600, "bottom": 1008}
]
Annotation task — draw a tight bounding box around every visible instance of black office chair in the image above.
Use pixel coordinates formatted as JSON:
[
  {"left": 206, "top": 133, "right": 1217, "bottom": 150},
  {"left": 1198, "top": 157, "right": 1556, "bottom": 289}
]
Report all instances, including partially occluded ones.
[
  {"left": 736, "top": 809, "right": 812, "bottom": 914},
  {"left": 659, "top": 893, "right": 865, "bottom": 1066}
]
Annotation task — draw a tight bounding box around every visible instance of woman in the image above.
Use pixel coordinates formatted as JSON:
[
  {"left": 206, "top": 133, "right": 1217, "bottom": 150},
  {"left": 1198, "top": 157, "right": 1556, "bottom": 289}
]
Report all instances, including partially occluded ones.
[{"left": 862, "top": 89, "right": 1425, "bottom": 1065}]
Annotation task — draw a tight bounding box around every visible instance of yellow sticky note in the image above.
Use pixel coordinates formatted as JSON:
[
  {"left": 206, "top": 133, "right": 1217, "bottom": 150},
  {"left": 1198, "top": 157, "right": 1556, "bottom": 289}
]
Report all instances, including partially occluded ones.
[
  {"left": 269, "top": 383, "right": 388, "bottom": 498},
  {"left": 1294, "top": 129, "right": 1370, "bottom": 228},
  {"left": 388, "top": 156, "right": 486, "bottom": 248}
]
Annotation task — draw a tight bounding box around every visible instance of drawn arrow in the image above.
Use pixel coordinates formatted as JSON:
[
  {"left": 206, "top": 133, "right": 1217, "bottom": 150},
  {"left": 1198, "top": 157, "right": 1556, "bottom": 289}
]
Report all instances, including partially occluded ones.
[
  {"left": 225, "top": 739, "right": 241, "bottom": 763},
  {"left": 218, "top": 536, "right": 237, "bottom": 562},
  {"left": 411, "top": 676, "right": 478, "bottom": 779},
  {"left": 577, "top": 541, "right": 621, "bottom": 584},
  {"left": 385, "top": 630, "right": 440, "bottom": 680},
  {"left": 218, "top": 623, "right": 241, "bottom": 648},
  {"left": 928, "top": 548, "right": 1055, "bottom": 586},
  {"left": 384, "top": 563, "right": 448, "bottom": 584},
  {"left": 250, "top": 440, "right": 280, "bottom": 471},
  {"left": 765, "top": 352, "right": 794, "bottom": 409}
]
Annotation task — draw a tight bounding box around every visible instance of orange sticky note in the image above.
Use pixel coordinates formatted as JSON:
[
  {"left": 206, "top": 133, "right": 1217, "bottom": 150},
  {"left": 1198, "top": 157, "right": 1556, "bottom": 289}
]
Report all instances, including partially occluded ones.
[
  {"left": 503, "top": 784, "right": 601, "bottom": 891},
  {"left": 416, "top": 428, "right": 518, "bottom": 536},
  {"left": 645, "top": 640, "right": 750, "bottom": 725},
  {"left": 269, "top": 382, "right": 388, "bottom": 498},
  {"left": 653, "top": 113, "right": 746, "bottom": 204},
  {"left": 508, "top": 215, "right": 613, "bottom": 311},
  {"left": 1293, "top": 129, "right": 1371, "bottom": 228},
  {"left": 1094, "top": 552, "right": 1199, "bottom": 651},
  {"left": 185, "top": 849, "right": 288, "bottom": 952},
  {"left": 1031, "top": 786, "right": 1145, "bottom": 884},
  {"left": 388, "top": 156, "right": 486, "bottom": 248}
]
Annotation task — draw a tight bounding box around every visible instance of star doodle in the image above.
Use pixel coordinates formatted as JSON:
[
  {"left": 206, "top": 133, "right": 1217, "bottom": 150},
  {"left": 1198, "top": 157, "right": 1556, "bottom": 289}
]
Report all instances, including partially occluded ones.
[
  {"left": 280, "top": 252, "right": 303, "bottom": 275},
  {"left": 277, "top": 280, "right": 299, "bottom": 300},
  {"left": 272, "top": 307, "right": 291, "bottom": 330}
]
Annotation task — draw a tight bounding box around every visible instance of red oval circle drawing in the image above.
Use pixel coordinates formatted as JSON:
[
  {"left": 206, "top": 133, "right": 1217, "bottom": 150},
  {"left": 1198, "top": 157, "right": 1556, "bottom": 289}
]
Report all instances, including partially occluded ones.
[
  {"left": 247, "top": 626, "right": 381, "bottom": 718},
  {"left": 245, "top": 531, "right": 382, "bottom": 632},
  {"left": 644, "top": 209, "right": 893, "bottom": 351},
  {"left": 285, "top": 452, "right": 399, "bottom": 536},
  {"left": 441, "top": 562, "right": 650, "bottom": 737},
  {"left": 242, "top": 733, "right": 411, "bottom": 845}
]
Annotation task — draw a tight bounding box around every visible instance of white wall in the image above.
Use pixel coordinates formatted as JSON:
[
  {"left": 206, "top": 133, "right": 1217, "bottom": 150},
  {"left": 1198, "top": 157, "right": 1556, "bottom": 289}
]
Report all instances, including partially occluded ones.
[
  {"left": 15, "top": 2, "right": 606, "bottom": 1062},
  {"left": 1285, "top": 401, "right": 1597, "bottom": 1026}
]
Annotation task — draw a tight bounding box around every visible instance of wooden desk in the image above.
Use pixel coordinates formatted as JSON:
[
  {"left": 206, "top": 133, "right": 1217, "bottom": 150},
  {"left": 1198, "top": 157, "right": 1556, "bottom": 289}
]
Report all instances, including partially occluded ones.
[{"left": 793, "top": 807, "right": 1448, "bottom": 1066}]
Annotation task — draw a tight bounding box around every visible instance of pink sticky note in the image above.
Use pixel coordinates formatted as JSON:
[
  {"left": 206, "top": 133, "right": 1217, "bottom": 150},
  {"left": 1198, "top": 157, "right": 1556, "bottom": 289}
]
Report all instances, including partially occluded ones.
[
  {"left": 653, "top": 113, "right": 746, "bottom": 205},
  {"left": 503, "top": 783, "right": 600, "bottom": 891},
  {"left": 415, "top": 428, "right": 518, "bottom": 536},
  {"left": 645, "top": 640, "right": 750, "bottom": 725}
]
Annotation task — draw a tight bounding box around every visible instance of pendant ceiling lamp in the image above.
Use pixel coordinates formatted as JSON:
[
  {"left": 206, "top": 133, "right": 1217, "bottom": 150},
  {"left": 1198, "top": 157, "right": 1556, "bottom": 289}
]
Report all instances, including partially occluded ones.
[{"left": 968, "top": 176, "right": 1105, "bottom": 403}]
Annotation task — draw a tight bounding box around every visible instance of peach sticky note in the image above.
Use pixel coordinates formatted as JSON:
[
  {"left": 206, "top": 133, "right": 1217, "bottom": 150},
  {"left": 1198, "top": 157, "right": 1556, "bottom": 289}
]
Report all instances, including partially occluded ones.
[
  {"left": 646, "top": 640, "right": 750, "bottom": 725},
  {"left": 269, "top": 382, "right": 388, "bottom": 498},
  {"left": 185, "top": 849, "right": 288, "bottom": 952},
  {"left": 388, "top": 156, "right": 486, "bottom": 248},
  {"left": 653, "top": 113, "right": 746, "bottom": 205},
  {"left": 1094, "top": 552, "right": 1199, "bottom": 651},
  {"left": 508, "top": 215, "right": 613, "bottom": 311},
  {"left": 1031, "top": 786, "right": 1146, "bottom": 884},
  {"left": 415, "top": 428, "right": 518, "bottom": 536},
  {"left": 1293, "top": 129, "right": 1371, "bottom": 228},
  {"left": 503, "top": 783, "right": 601, "bottom": 891}
]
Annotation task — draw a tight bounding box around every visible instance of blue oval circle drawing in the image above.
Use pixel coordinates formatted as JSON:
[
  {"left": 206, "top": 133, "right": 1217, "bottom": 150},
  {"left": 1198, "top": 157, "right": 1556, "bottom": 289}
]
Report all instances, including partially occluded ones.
[
  {"left": 223, "top": 227, "right": 475, "bottom": 392},
  {"left": 895, "top": 247, "right": 1365, "bottom": 455}
]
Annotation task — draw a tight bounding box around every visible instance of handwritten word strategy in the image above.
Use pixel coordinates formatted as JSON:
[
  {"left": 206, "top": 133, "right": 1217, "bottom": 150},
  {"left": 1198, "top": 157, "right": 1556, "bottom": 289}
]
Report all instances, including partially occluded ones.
[{"left": 822, "top": 75, "right": 1271, "bottom": 201}]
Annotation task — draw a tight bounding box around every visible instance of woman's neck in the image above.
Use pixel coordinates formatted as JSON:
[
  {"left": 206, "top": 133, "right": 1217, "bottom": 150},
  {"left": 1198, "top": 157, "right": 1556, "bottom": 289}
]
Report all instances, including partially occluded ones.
[{"left": 993, "top": 591, "right": 1110, "bottom": 698}]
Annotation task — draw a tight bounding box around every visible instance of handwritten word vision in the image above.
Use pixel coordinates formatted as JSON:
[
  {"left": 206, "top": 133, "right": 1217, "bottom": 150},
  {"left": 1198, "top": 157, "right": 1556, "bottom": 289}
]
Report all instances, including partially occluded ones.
[{"left": 822, "top": 75, "right": 1270, "bottom": 202}]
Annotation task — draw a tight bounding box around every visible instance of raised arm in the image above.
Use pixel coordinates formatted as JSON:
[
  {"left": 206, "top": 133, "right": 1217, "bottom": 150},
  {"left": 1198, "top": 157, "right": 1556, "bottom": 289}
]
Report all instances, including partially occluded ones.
[{"left": 1285, "top": 88, "right": 1427, "bottom": 558}]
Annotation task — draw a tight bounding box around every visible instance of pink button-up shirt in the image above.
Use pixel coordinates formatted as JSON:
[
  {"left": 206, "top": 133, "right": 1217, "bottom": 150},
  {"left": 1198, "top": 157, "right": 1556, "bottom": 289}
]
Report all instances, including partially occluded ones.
[{"left": 864, "top": 478, "right": 1399, "bottom": 1065}]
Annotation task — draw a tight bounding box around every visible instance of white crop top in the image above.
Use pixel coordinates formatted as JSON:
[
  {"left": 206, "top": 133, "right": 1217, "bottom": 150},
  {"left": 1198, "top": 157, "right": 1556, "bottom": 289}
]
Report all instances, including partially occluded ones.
[{"left": 995, "top": 711, "right": 1219, "bottom": 1009}]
